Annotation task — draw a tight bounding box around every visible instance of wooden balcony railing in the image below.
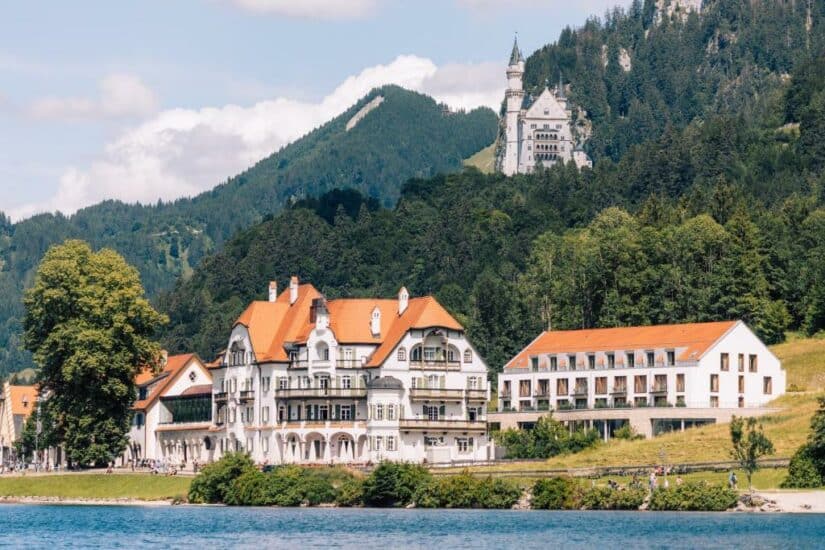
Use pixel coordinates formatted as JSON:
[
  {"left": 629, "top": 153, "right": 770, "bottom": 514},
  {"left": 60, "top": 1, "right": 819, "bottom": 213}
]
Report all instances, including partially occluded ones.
[{"left": 399, "top": 419, "right": 486, "bottom": 431}]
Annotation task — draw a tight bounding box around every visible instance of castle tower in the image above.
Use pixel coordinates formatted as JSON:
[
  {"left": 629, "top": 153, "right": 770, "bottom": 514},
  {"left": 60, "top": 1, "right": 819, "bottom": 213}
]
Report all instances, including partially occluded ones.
[{"left": 502, "top": 36, "right": 525, "bottom": 176}]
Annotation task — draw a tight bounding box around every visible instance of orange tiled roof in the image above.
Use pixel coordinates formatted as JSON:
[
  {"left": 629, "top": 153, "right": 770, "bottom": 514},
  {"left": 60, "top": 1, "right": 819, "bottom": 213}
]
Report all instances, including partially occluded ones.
[
  {"left": 133, "top": 353, "right": 209, "bottom": 410},
  {"left": 7, "top": 385, "right": 38, "bottom": 417},
  {"left": 233, "top": 281, "right": 463, "bottom": 367},
  {"left": 504, "top": 321, "right": 739, "bottom": 370}
]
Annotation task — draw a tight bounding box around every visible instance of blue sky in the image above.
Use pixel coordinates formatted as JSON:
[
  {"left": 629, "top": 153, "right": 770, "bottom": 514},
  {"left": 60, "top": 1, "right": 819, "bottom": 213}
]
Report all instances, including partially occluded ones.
[{"left": 0, "top": 0, "right": 632, "bottom": 221}]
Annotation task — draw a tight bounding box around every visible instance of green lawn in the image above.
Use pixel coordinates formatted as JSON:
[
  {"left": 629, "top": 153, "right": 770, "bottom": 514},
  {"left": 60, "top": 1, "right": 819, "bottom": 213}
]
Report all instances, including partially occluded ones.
[
  {"left": 0, "top": 474, "right": 191, "bottom": 501},
  {"left": 463, "top": 143, "right": 496, "bottom": 173}
]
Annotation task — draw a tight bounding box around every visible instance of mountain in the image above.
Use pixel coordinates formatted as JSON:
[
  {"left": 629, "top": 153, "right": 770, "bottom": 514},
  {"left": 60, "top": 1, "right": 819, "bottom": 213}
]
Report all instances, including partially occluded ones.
[
  {"left": 0, "top": 86, "right": 497, "bottom": 378},
  {"left": 158, "top": 0, "right": 825, "bottom": 373}
]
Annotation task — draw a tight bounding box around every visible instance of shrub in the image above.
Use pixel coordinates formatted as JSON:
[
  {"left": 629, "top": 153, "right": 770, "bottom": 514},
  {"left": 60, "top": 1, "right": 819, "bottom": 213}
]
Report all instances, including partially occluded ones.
[
  {"left": 580, "top": 486, "right": 645, "bottom": 510},
  {"left": 531, "top": 477, "right": 579, "bottom": 509},
  {"left": 494, "top": 415, "right": 601, "bottom": 459},
  {"left": 613, "top": 424, "right": 643, "bottom": 441},
  {"left": 782, "top": 445, "right": 823, "bottom": 488},
  {"left": 264, "top": 466, "right": 338, "bottom": 506},
  {"left": 225, "top": 470, "right": 269, "bottom": 506},
  {"left": 362, "top": 462, "right": 431, "bottom": 507},
  {"left": 648, "top": 482, "right": 738, "bottom": 511},
  {"left": 414, "top": 472, "right": 521, "bottom": 509},
  {"left": 188, "top": 452, "right": 257, "bottom": 504},
  {"left": 336, "top": 478, "right": 365, "bottom": 507}
]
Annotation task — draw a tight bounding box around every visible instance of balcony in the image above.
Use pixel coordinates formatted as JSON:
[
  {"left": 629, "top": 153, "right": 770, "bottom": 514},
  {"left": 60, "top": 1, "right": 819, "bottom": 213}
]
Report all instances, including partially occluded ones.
[
  {"left": 274, "top": 387, "right": 367, "bottom": 399},
  {"left": 650, "top": 384, "right": 669, "bottom": 395},
  {"left": 336, "top": 359, "right": 362, "bottom": 369},
  {"left": 465, "top": 388, "right": 487, "bottom": 402},
  {"left": 238, "top": 390, "right": 255, "bottom": 402},
  {"left": 409, "top": 388, "right": 465, "bottom": 401},
  {"left": 214, "top": 392, "right": 228, "bottom": 403},
  {"left": 533, "top": 389, "right": 550, "bottom": 398},
  {"left": 609, "top": 386, "right": 627, "bottom": 396},
  {"left": 572, "top": 385, "right": 589, "bottom": 397},
  {"left": 288, "top": 360, "right": 309, "bottom": 369},
  {"left": 399, "top": 419, "right": 487, "bottom": 431},
  {"left": 409, "top": 360, "right": 461, "bottom": 371}
]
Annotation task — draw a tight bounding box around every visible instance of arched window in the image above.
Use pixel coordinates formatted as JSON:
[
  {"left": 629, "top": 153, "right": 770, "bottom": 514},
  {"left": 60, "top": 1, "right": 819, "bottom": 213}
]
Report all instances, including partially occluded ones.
[
  {"left": 464, "top": 349, "right": 472, "bottom": 363},
  {"left": 397, "top": 347, "right": 407, "bottom": 361},
  {"left": 315, "top": 341, "right": 329, "bottom": 361},
  {"left": 411, "top": 345, "right": 422, "bottom": 362},
  {"left": 229, "top": 341, "right": 246, "bottom": 366},
  {"left": 447, "top": 345, "right": 459, "bottom": 362}
]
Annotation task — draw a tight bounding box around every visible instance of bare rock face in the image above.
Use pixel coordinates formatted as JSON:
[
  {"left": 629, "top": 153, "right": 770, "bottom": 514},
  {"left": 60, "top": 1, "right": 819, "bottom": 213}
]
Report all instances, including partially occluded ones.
[{"left": 654, "top": 0, "right": 702, "bottom": 24}]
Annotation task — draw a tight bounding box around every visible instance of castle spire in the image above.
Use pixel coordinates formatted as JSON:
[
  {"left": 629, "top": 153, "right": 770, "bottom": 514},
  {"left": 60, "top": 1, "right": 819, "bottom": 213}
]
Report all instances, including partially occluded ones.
[{"left": 509, "top": 34, "right": 523, "bottom": 66}]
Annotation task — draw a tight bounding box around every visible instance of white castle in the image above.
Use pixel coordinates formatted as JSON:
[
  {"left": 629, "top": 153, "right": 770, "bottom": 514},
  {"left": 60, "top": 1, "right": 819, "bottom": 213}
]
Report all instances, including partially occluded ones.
[{"left": 499, "top": 37, "right": 591, "bottom": 176}]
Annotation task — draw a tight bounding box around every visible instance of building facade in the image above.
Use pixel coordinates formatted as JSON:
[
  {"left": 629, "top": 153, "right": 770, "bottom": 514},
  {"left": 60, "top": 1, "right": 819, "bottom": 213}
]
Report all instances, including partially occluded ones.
[
  {"left": 125, "top": 353, "right": 214, "bottom": 468},
  {"left": 499, "top": 37, "right": 591, "bottom": 175},
  {"left": 0, "top": 382, "right": 37, "bottom": 467},
  {"left": 208, "top": 277, "right": 491, "bottom": 465},
  {"left": 491, "top": 321, "right": 785, "bottom": 439}
]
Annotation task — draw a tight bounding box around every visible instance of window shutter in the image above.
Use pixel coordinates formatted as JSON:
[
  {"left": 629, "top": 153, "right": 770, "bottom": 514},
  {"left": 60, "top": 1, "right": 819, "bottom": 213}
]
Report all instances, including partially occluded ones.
[
  {"left": 439, "top": 404, "right": 446, "bottom": 417},
  {"left": 335, "top": 404, "right": 341, "bottom": 420}
]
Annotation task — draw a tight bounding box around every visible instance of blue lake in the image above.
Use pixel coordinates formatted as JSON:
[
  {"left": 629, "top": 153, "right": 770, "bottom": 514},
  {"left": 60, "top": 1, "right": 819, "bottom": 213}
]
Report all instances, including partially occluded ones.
[{"left": 2, "top": 505, "right": 825, "bottom": 549}]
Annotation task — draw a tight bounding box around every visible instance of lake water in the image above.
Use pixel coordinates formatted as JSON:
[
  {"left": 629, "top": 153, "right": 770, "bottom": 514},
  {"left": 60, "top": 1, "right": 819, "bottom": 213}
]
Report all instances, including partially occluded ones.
[{"left": 2, "top": 505, "right": 825, "bottom": 549}]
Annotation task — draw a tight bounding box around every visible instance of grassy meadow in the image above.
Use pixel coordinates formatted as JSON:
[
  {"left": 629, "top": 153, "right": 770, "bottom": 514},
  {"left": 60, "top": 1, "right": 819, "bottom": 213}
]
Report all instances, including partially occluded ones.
[{"left": 0, "top": 474, "right": 191, "bottom": 501}]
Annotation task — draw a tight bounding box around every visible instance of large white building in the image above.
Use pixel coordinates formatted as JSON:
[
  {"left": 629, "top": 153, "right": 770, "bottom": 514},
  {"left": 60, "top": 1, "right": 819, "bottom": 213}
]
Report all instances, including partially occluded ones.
[
  {"left": 208, "top": 277, "right": 491, "bottom": 465},
  {"left": 499, "top": 37, "right": 591, "bottom": 175},
  {"left": 491, "top": 321, "right": 785, "bottom": 439}
]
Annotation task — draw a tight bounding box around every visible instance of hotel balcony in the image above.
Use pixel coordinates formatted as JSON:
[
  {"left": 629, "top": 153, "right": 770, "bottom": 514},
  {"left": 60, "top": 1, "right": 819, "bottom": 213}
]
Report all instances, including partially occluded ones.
[
  {"left": 274, "top": 387, "right": 368, "bottom": 399},
  {"left": 288, "top": 360, "right": 309, "bottom": 369},
  {"left": 239, "top": 390, "right": 255, "bottom": 402},
  {"left": 465, "top": 388, "right": 488, "bottom": 402},
  {"left": 609, "top": 386, "right": 627, "bottom": 396},
  {"left": 409, "top": 360, "right": 461, "bottom": 371},
  {"left": 572, "top": 385, "right": 589, "bottom": 397},
  {"left": 214, "top": 392, "right": 228, "bottom": 403},
  {"left": 336, "top": 359, "right": 362, "bottom": 369},
  {"left": 650, "top": 384, "right": 669, "bottom": 395},
  {"left": 409, "top": 388, "right": 465, "bottom": 401},
  {"left": 533, "top": 389, "right": 550, "bottom": 398},
  {"left": 399, "top": 418, "right": 487, "bottom": 432}
]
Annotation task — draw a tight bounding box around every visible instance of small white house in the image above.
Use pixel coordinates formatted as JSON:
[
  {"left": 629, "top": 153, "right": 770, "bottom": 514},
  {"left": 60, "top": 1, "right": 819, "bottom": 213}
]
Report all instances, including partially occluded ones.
[{"left": 492, "top": 321, "right": 785, "bottom": 438}]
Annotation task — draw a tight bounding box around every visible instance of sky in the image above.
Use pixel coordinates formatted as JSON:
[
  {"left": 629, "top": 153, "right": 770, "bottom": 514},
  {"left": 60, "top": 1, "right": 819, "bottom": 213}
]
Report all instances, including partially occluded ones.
[{"left": 0, "top": 0, "right": 632, "bottom": 222}]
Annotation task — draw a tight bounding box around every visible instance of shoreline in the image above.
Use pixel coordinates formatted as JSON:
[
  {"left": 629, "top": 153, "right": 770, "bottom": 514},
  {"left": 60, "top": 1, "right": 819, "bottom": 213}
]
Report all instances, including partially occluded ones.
[{"left": 2, "top": 491, "right": 825, "bottom": 512}]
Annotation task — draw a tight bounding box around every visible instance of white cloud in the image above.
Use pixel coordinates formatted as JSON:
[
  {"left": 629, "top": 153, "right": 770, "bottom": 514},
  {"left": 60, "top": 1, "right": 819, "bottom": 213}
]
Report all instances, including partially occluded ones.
[
  {"left": 225, "top": 0, "right": 379, "bottom": 19},
  {"left": 9, "top": 55, "right": 504, "bottom": 221},
  {"left": 28, "top": 73, "right": 158, "bottom": 121}
]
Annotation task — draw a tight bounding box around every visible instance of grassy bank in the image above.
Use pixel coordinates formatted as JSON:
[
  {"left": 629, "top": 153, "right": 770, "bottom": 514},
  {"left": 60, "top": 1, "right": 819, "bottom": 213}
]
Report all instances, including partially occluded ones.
[{"left": 0, "top": 474, "right": 191, "bottom": 501}]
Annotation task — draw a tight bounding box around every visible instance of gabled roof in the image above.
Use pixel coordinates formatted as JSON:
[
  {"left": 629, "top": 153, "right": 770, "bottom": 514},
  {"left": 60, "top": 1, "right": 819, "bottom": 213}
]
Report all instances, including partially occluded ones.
[
  {"left": 5, "top": 384, "right": 38, "bottom": 417},
  {"left": 133, "top": 353, "right": 208, "bottom": 410},
  {"left": 505, "top": 321, "right": 739, "bottom": 370},
  {"left": 233, "top": 281, "right": 463, "bottom": 367},
  {"left": 524, "top": 87, "right": 568, "bottom": 119}
]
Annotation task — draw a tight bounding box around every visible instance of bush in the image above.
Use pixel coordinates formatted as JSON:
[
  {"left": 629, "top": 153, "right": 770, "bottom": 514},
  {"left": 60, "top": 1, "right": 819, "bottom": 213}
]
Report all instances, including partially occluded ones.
[
  {"left": 362, "top": 462, "right": 431, "bottom": 507},
  {"left": 580, "top": 486, "right": 645, "bottom": 510},
  {"left": 613, "top": 424, "right": 643, "bottom": 441},
  {"left": 335, "top": 478, "right": 365, "bottom": 507},
  {"left": 494, "top": 415, "right": 601, "bottom": 459},
  {"left": 531, "top": 477, "right": 579, "bottom": 509},
  {"left": 414, "top": 472, "right": 521, "bottom": 509},
  {"left": 648, "top": 482, "right": 738, "bottom": 511},
  {"left": 188, "top": 452, "right": 257, "bottom": 504},
  {"left": 782, "top": 445, "right": 823, "bottom": 488},
  {"left": 225, "top": 470, "right": 269, "bottom": 506},
  {"left": 264, "top": 466, "right": 338, "bottom": 506}
]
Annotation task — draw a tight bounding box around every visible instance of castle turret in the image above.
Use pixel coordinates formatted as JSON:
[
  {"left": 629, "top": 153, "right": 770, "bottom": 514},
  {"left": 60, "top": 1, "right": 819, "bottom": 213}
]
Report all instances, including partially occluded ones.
[{"left": 502, "top": 36, "right": 525, "bottom": 176}]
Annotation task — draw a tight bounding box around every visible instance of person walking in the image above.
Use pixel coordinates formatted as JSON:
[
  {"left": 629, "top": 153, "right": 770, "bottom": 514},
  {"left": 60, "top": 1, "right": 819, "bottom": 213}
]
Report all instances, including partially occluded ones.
[{"left": 729, "top": 471, "right": 738, "bottom": 490}]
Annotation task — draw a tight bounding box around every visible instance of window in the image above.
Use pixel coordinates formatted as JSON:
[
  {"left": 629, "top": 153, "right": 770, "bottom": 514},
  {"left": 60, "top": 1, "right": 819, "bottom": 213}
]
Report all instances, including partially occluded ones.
[
  {"left": 387, "top": 404, "right": 396, "bottom": 420},
  {"left": 634, "top": 375, "right": 647, "bottom": 393},
  {"left": 424, "top": 436, "right": 444, "bottom": 447},
  {"left": 710, "top": 374, "right": 719, "bottom": 393},
  {"left": 738, "top": 375, "right": 745, "bottom": 394},
  {"left": 749, "top": 354, "right": 758, "bottom": 373},
  {"left": 134, "top": 413, "right": 144, "bottom": 427},
  {"left": 738, "top": 354, "right": 745, "bottom": 372},
  {"left": 646, "top": 351, "right": 655, "bottom": 368},
  {"left": 738, "top": 396, "right": 745, "bottom": 408},
  {"left": 556, "top": 379, "right": 569, "bottom": 396},
  {"left": 424, "top": 404, "right": 444, "bottom": 420},
  {"left": 667, "top": 350, "right": 675, "bottom": 366},
  {"left": 568, "top": 355, "right": 576, "bottom": 370},
  {"left": 676, "top": 373, "right": 685, "bottom": 393},
  {"left": 374, "top": 436, "right": 382, "bottom": 451},
  {"left": 720, "top": 353, "right": 729, "bottom": 371},
  {"left": 246, "top": 437, "right": 254, "bottom": 452},
  {"left": 550, "top": 356, "right": 558, "bottom": 371},
  {"left": 607, "top": 353, "right": 615, "bottom": 369},
  {"left": 588, "top": 354, "right": 596, "bottom": 370},
  {"left": 278, "top": 377, "right": 288, "bottom": 390},
  {"left": 397, "top": 348, "right": 407, "bottom": 361},
  {"left": 456, "top": 438, "right": 471, "bottom": 453},
  {"left": 531, "top": 356, "right": 539, "bottom": 372},
  {"left": 138, "top": 387, "right": 148, "bottom": 400},
  {"left": 464, "top": 349, "right": 472, "bottom": 363},
  {"left": 468, "top": 376, "right": 480, "bottom": 389},
  {"left": 626, "top": 352, "right": 635, "bottom": 369},
  {"left": 709, "top": 396, "right": 719, "bottom": 408},
  {"left": 230, "top": 407, "right": 237, "bottom": 423},
  {"left": 375, "top": 404, "right": 384, "bottom": 420},
  {"left": 595, "top": 377, "right": 607, "bottom": 395},
  {"left": 519, "top": 380, "right": 531, "bottom": 397},
  {"left": 386, "top": 436, "right": 396, "bottom": 451},
  {"left": 262, "top": 406, "right": 270, "bottom": 423},
  {"left": 341, "top": 376, "right": 352, "bottom": 389},
  {"left": 262, "top": 437, "right": 269, "bottom": 453},
  {"left": 763, "top": 377, "right": 773, "bottom": 395},
  {"left": 424, "top": 347, "right": 437, "bottom": 362},
  {"left": 340, "top": 405, "right": 352, "bottom": 420},
  {"left": 261, "top": 377, "right": 270, "bottom": 392}
]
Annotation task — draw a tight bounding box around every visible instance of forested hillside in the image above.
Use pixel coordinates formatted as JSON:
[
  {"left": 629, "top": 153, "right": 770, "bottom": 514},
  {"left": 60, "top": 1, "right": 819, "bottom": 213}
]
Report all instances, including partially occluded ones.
[
  {"left": 160, "top": 4, "right": 825, "bottom": 372},
  {"left": 0, "top": 86, "right": 497, "bottom": 378}
]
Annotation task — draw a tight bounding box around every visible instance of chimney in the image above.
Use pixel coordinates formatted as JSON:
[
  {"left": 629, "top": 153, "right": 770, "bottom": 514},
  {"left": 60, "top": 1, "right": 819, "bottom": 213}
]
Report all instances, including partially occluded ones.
[
  {"left": 398, "top": 286, "right": 409, "bottom": 315},
  {"left": 312, "top": 298, "right": 329, "bottom": 330},
  {"left": 268, "top": 281, "right": 278, "bottom": 302},
  {"left": 289, "top": 276, "right": 299, "bottom": 305},
  {"left": 371, "top": 306, "right": 381, "bottom": 337}
]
